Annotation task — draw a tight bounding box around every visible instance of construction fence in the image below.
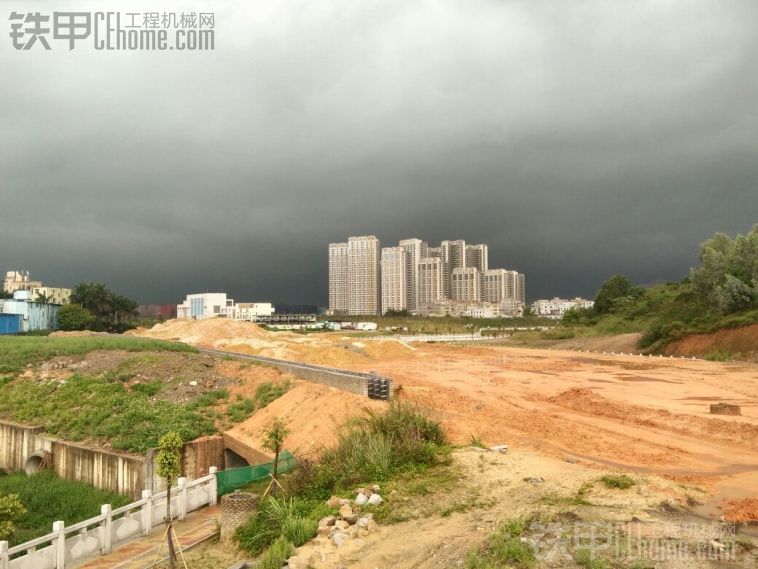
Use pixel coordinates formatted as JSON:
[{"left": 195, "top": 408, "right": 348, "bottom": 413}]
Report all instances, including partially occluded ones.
[{"left": 216, "top": 450, "right": 297, "bottom": 496}]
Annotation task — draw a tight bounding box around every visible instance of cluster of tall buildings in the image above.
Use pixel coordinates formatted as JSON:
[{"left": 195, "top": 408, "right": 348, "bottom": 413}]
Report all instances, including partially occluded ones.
[{"left": 328, "top": 236, "right": 525, "bottom": 317}]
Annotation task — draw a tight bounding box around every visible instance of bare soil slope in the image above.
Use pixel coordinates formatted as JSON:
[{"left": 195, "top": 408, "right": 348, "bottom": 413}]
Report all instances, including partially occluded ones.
[{"left": 664, "top": 323, "right": 758, "bottom": 362}]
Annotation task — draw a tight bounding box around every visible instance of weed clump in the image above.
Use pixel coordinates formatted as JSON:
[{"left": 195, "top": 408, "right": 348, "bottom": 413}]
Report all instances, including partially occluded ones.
[
  {"left": 235, "top": 497, "right": 320, "bottom": 555},
  {"left": 465, "top": 517, "right": 536, "bottom": 568},
  {"left": 600, "top": 474, "right": 635, "bottom": 490}
]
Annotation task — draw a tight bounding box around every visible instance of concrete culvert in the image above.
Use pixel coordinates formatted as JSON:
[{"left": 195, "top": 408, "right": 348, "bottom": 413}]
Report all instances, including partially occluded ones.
[{"left": 25, "top": 450, "right": 51, "bottom": 475}]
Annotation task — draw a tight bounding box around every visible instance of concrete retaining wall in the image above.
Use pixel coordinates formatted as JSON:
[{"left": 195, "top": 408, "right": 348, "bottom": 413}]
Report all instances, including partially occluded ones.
[
  {"left": 0, "top": 420, "right": 226, "bottom": 499},
  {"left": 198, "top": 348, "right": 393, "bottom": 399}
]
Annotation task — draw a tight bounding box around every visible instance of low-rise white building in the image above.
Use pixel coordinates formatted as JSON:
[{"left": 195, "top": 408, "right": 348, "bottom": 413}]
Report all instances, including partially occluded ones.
[
  {"left": 177, "top": 293, "right": 235, "bottom": 319},
  {"left": 234, "top": 302, "right": 275, "bottom": 321},
  {"left": 177, "top": 294, "right": 275, "bottom": 321},
  {"left": 531, "top": 297, "right": 594, "bottom": 319}
]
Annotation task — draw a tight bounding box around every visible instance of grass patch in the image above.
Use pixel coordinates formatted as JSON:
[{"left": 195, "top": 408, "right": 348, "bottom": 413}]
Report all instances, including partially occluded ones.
[
  {"left": 574, "top": 547, "right": 611, "bottom": 569},
  {"left": 0, "top": 374, "right": 215, "bottom": 452},
  {"left": 255, "top": 536, "right": 294, "bottom": 569},
  {"left": 465, "top": 517, "right": 536, "bottom": 568},
  {"left": 704, "top": 349, "right": 733, "bottom": 361},
  {"left": 0, "top": 336, "right": 195, "bottom": 375},
  {"left": 254, "top": 380, "right": 292, "bottom": 409},
  {"left": 600, "top": 474, "right": 635, "bottom": 490},
  {"left": 0, "top": 471, "right": 130, "bottom": 545}
]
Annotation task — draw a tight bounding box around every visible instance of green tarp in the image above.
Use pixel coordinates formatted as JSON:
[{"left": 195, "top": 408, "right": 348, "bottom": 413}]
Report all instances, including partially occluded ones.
[{"left": 216, "top": 450, "right": 297, "bottom": 496}]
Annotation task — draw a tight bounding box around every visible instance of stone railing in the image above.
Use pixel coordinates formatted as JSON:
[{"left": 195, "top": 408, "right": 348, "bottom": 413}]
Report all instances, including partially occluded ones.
[{"left": 0, "top": 467, "right": 217, "bottom": 569}]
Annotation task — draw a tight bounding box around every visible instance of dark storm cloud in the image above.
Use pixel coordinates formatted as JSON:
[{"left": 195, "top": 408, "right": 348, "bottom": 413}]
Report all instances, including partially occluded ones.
[{"left": 1, "top": 0, "right": 757, "bottom": 304}]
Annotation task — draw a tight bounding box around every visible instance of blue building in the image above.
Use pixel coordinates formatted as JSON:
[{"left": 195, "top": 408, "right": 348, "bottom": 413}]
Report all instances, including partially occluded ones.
[{"left": 0, "top": 291, "right": 60, "bottom": 334}]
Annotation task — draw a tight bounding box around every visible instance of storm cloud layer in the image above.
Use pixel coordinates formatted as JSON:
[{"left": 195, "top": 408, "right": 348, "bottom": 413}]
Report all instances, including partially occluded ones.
[{"left": 1, "top": 0, "right": 756, "bottom": 304}]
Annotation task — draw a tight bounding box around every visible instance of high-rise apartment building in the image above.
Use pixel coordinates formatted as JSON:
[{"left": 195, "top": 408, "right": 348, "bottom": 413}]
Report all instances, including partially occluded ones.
[
  {"left": 328, "top": 242, "right": 349, "bottom": 314},
  {"left": 451, "top": 267, "right": 481, "bottom": 302},
  {"left": 465, "top": 244, "right": 488, "bottom": 273},
  {"left": 515, "top": 272, "right": 526, "bottom": 305},
  {"left": 347, "top": 235, "right": 381, "bottom": 315},
  {"left": 440, "top": 240, "right": 466, "bottom": 298},
  {"left": 380, "top": 247, "right": 407, "bottom": 314},
  {"left": 398, "top": 238, "right": 428, "bottom": 312},
  {"left": 481, "top": 269, "right": 507, "bottom": 304},
  {"left": 416, "top": 257, "right": 444, "bottom": 315}
]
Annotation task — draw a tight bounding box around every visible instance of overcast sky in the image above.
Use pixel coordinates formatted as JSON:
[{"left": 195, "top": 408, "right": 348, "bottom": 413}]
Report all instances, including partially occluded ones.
[{"left": 1, "top": 0, "right": 756, "bottom": 305}]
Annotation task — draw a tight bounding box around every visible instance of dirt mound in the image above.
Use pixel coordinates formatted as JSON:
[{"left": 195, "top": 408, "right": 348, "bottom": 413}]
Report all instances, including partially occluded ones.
[
  {"left": 225, "top": 382, "right": 385, "bottom": 458},
  {"left": 664, "top": 323, "right": 758, "bottom": 362},
  {"left": 49, "top": 330, "right": 110, "bottom": 337},
  {"left": 548, "top": 387, "right": 597, "bottom": 403},
  {"left": 723, "top": 497, "right": 758, "bottom": 523},
  {"left": 130, "top": 319, "right": 415, "bottom": 367}
]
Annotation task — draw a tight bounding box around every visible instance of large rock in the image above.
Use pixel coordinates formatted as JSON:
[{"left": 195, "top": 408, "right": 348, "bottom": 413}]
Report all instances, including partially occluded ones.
[
  {"left": 332, "top": 532, "right": 349, "bottom": 547},
  {"left": 339, "top": 504, "right": 357, "bottom": 524},
  {"left": 355, "top": 493, "right": 369, "bottom": 506},
  {"left": 335, "top": 520, "right": 350, "bottom": 530},
  {"left": 367, "top": 493, "right": 383, "bottom": 506},
  {"left": 319, "top": 516, "right": 337, "bottom": 527}
]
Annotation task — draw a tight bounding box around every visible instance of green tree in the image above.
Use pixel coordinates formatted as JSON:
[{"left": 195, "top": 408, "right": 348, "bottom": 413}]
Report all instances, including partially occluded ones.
[
  {"left": 156, "top": 432, "right": 183, "bottom": 568},
  {"left": 691, "top": 225, "right": 758, "bottom": 313},
  {"left": 56, "top": 304, "right": 95, "bottom": 331},
  {"left": 262, "top": 417, "right": 289, "bottom": 495},
  {"left": 0, "top": 493, "right": 26, "bottom": 541},
  {"left": 594, "top": 274, "right": 634, "bottom": 314}
]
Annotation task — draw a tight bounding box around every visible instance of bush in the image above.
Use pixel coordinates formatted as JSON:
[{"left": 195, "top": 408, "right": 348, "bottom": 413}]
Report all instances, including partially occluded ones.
[
  {"left": 286, "top": 401, "right": 448, "bottom": 499},
  {"left": 56, "top": 304, "right": 94, "bottom": 331}
]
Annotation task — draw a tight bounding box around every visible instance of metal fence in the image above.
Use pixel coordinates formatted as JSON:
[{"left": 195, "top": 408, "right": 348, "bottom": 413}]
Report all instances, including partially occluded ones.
[{"left": 216, "top": 451, "right": 296, "bottom": 496}]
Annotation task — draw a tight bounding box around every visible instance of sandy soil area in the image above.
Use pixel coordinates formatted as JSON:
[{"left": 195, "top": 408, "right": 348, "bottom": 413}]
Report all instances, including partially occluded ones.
[{"left": 133, "top": 320, "right": 758, "bottom": 523}]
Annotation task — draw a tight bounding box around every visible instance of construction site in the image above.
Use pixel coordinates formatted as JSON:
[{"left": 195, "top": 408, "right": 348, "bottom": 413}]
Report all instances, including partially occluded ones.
[{"left": 130, "top": 318, "right": 758, "bottom": 529}]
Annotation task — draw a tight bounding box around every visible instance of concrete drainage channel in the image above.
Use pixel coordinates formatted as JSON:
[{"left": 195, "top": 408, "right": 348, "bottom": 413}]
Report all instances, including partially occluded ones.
[{"left": 197, "top": 348, "right": 394, "bottom": 400}]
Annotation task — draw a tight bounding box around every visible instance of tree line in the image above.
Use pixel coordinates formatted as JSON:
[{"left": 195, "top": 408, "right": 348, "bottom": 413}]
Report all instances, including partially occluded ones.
[{"left": 58, "top": 283, "right": 139, "bottom": 333}]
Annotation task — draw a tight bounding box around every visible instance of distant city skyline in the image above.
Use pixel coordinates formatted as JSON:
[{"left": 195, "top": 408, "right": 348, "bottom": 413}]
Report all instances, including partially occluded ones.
[{"left": 328, "top": 236, "right": 525, "bottom": 316}]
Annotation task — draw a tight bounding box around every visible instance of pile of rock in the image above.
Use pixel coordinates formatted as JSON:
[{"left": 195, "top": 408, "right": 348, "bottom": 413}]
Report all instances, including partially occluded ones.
[{"left": 318, "top": 487, "right": 382, "bottom": 547}]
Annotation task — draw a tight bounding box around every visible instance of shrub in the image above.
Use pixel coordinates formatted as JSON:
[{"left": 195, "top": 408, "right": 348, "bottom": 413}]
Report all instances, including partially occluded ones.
[
  {"left": 56, "top": 304, "right": 94, "bottom": 331},
  {"left": 281, "top": 516, "right": 317, "bottom": 547},
  {"left": 600, "top": 474, "right": 634, "bottom": 490}
]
